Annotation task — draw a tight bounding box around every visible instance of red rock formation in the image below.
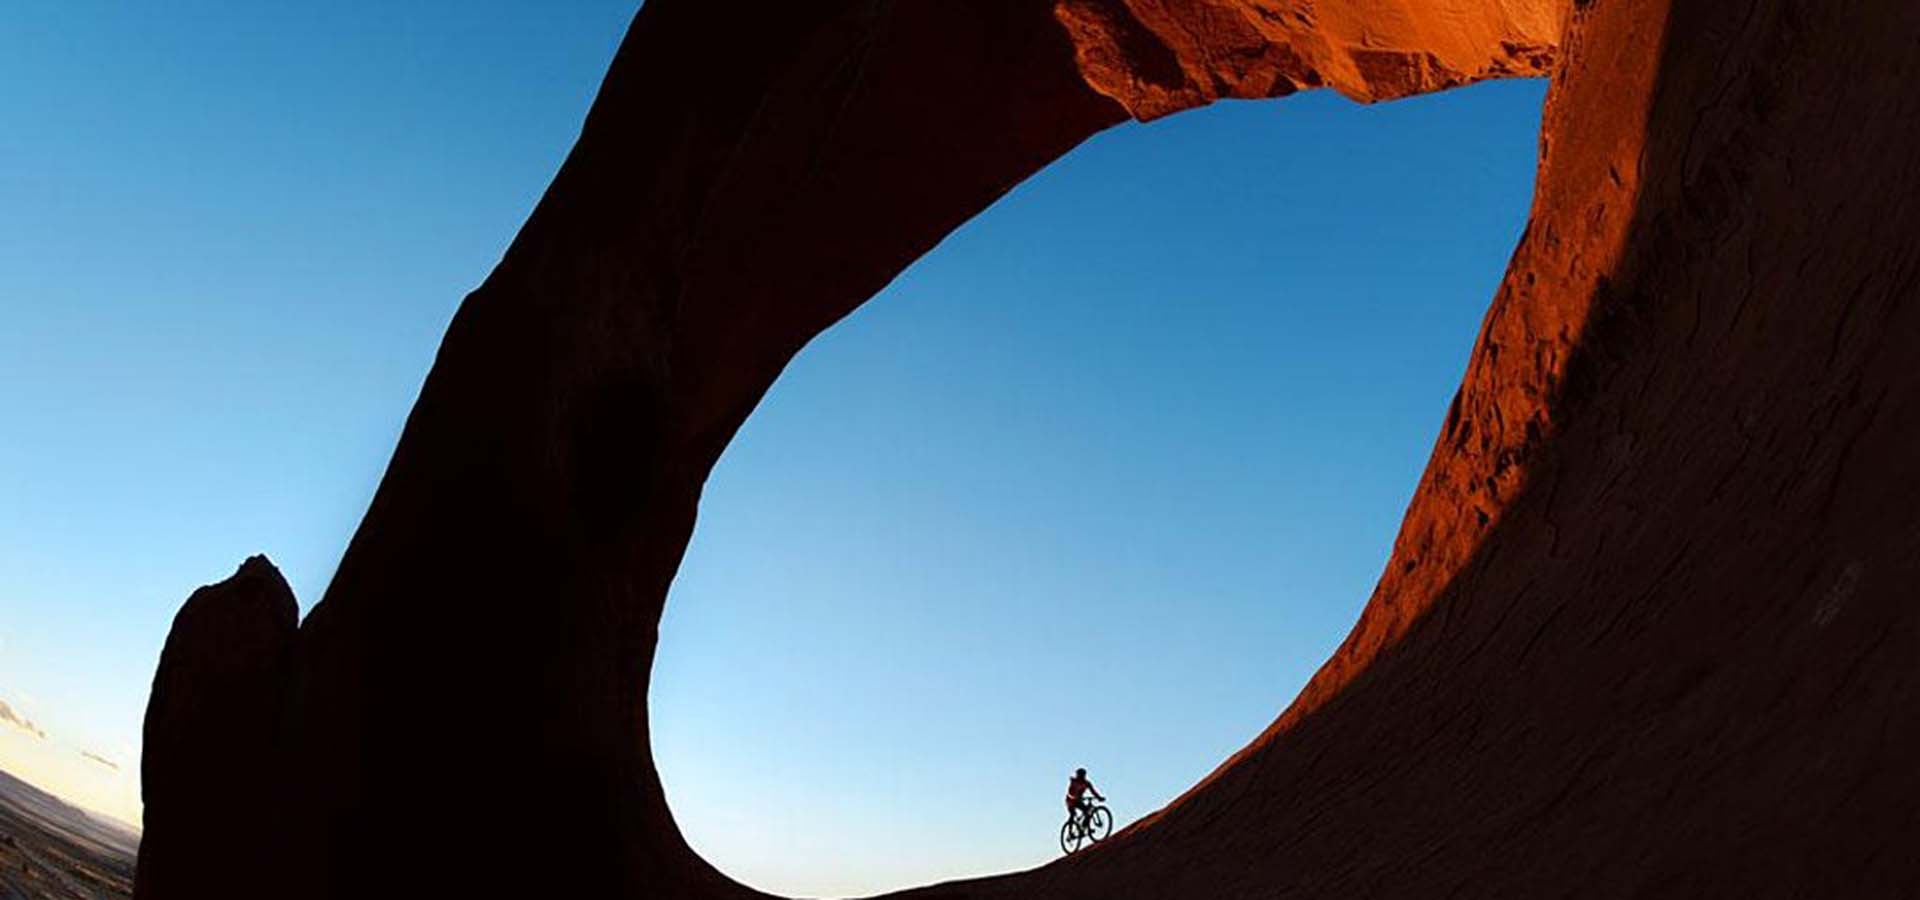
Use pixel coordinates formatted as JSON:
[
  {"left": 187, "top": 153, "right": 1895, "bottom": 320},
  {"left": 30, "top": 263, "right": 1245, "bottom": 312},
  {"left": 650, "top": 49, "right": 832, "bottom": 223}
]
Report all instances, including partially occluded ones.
[
  {"left": 135, "top": 0, "right": 1920, "bottom": 897},
  {"left": 135, "top": 556, "right": 296, "bottom": 900},
  {"left": 1058, "top": 0, "right": 1559, "bottom": 117}
]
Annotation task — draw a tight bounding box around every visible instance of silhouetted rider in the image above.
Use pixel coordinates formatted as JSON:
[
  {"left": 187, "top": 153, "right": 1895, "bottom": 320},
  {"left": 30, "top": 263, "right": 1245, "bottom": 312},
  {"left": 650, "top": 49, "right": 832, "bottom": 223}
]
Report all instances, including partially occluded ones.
[{"left": 1065, "top": 767, "right": 1104, "bottom": 822}]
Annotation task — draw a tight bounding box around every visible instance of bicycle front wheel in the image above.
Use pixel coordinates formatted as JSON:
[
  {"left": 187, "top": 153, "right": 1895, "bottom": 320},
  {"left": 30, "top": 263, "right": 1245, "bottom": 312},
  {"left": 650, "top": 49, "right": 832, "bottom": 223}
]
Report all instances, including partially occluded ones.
[
  {"left": 1086, "top": 806, "right": 1112, "bottom": 842},
  {"left": 1060, "top": 819, "right": 1084, "bottom": 855}
]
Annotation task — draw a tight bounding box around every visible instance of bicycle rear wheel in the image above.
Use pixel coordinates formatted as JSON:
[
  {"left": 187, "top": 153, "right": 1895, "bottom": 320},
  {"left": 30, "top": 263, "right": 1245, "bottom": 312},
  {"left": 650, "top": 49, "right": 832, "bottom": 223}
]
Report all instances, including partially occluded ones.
[
  {"left": 1086, "top": 806, "right": 1112, "bottom": 842},
  {"left": 1060, "top": 818, "right": 1084, "bottom": 854}
]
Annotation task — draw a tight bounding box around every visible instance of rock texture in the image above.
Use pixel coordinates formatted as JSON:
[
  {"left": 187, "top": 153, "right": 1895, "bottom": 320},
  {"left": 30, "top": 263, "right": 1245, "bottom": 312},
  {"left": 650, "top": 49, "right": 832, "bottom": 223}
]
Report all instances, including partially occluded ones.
[
  {"left": 135, "top": 556, "right": 296, "bottom": 900},
  {"left": 1058, "top": 0, "right": 1559, "bottom": 117},
  {"left": 136, "top": 0, "right": 1920, "bottom": 897}
]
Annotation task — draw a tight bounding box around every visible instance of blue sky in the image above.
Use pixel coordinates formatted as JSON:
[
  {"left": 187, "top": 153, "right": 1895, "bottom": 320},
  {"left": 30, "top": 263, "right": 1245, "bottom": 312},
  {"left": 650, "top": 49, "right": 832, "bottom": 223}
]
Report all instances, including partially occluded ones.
[{"left": 0, "top": 2, "right": 1545, "bottom": 896}]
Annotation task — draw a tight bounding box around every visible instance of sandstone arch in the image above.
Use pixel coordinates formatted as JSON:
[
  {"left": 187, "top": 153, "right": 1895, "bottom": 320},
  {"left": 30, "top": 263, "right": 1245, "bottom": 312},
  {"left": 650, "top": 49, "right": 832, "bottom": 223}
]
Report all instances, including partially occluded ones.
[{"left": 137, "top": 1, "right": 1920, "bottom": 897}]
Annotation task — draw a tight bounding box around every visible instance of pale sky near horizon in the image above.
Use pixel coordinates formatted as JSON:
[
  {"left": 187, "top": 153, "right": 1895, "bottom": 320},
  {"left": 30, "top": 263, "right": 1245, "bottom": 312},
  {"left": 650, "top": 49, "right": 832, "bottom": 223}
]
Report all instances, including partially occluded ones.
[{"left": 0, "top": 2, "right": 1546, "bottom": 896}]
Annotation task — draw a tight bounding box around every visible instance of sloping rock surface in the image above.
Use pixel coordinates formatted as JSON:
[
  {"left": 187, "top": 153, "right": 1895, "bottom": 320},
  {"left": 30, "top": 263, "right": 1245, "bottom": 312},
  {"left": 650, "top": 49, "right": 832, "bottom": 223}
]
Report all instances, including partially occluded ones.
[{"left": 135, "top": 0, "right": 1920, "bottom": 897}]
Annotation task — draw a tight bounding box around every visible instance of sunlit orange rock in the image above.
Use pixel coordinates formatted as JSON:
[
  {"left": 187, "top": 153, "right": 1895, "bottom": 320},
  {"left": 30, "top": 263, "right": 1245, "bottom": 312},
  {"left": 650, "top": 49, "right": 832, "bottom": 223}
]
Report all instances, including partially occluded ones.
[
  {"left": 1058, "top": 0, "right": 1559, "bottom": 117},
  {"left": 136, "top": 0, "right": 1920, "bottom": 897}
]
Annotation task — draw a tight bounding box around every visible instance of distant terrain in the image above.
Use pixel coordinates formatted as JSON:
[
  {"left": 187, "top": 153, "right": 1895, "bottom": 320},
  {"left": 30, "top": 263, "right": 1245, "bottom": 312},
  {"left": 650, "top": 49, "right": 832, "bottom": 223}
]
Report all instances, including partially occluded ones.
[{"left": 0, "top": 767, "right": 135, "bottom": 899}]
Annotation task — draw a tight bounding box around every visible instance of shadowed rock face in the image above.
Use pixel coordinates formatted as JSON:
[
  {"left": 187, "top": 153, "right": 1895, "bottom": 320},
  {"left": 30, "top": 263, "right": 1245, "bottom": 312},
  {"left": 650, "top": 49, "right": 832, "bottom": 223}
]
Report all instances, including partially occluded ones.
[
  {"left": 135, "top": 0, "right": 1920, "bottom": 897},
  {"left": 135, "top": 556, "right": 296, "bottom": 900}
]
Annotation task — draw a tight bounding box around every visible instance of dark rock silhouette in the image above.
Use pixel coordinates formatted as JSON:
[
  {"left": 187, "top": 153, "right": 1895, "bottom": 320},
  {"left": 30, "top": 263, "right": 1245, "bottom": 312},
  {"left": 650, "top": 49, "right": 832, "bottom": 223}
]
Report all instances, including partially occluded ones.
[
  {"left": 134, "top": 556, "right": 296, "bottom": 900},
  {"left": 135, "top": 0, "right": 1920, "bottom": 897}
]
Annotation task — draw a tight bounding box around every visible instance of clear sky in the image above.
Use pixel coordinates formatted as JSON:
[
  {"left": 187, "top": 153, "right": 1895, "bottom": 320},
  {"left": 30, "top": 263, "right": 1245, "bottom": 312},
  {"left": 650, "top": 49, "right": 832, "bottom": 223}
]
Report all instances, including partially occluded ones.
[{"left": 0, "top": 2, "right": 1545, "bottom": 896}]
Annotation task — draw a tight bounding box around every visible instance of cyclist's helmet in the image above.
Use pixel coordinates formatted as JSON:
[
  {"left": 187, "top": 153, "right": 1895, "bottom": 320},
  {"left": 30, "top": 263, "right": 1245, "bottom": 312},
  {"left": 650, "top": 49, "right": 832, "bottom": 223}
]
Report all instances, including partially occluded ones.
[{"left": 1075, "top": 768, "right": 1086, "bottom": 777}]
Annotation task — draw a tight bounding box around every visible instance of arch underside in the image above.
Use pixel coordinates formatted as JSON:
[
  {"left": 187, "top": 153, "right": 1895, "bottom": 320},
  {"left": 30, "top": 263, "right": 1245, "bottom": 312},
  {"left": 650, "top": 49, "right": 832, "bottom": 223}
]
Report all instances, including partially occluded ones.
[{"left": 135, "top": 2, "right": 1920, "bottom": 898}]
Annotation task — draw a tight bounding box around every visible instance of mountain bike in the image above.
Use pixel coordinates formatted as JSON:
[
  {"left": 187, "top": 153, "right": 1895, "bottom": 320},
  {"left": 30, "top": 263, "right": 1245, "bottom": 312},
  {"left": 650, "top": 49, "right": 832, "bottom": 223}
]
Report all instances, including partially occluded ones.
[{"left": 1059, "top": 800, "right": 1112, "bottom": 854}]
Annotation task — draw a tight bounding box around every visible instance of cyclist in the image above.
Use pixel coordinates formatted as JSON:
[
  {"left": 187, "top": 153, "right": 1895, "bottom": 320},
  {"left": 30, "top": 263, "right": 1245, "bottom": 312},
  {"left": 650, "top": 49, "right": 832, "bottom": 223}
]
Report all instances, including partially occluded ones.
[{"left": 1064, "top": 768, "right": 1104, "bottom": 824}]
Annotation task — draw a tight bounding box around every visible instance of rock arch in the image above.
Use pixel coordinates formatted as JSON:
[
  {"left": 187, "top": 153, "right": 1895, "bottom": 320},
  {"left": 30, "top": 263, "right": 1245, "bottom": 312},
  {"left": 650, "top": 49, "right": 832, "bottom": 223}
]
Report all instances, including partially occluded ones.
[{"left": 137, "top": 1, "right": 1920, "bottom": 897}]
